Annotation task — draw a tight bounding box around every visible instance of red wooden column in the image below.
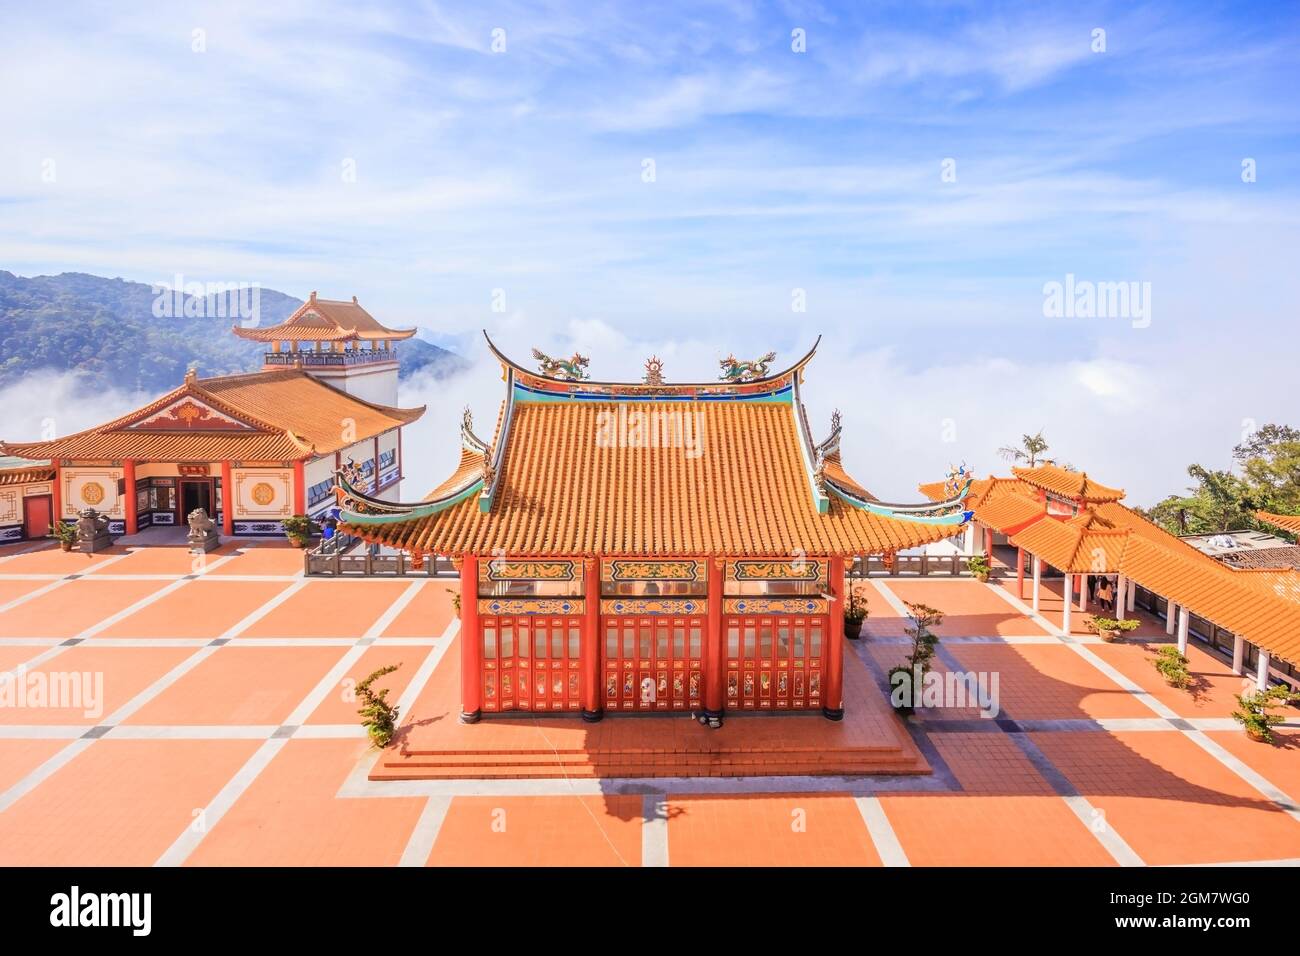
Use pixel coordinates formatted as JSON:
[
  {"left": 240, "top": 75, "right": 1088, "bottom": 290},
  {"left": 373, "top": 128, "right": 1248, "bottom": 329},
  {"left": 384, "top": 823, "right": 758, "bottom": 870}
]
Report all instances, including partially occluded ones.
[
  {"left": 459, "top": 554, "right": 482, "bottom": 723},
  {"left": 581, "top": 557, "right": 602, "bottom": 721},
  {"left": 823, "top": 554, "right": 846, "bottom": 720},
  {"left": 51, "top": 461, "right": 63, "bottom": 526},
  {"left": 1016, "top": 547, "right": 1025, "bottom": 599},
  {"left": 122, "top": 459, "right": 138, "bottom": 534},
  {"left": 220, "top": 461, "right": 234, "bottom": 536},
  {"left": 704, "top": 557, "right": 725, "bottom": 723},
  {"left": 292, "top": 459, "right": 306, "bottom": 515}
]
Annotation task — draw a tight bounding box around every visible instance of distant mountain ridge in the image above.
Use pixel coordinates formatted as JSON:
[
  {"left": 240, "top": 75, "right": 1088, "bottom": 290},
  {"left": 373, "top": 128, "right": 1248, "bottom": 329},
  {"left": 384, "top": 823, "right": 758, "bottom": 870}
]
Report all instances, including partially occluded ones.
[{"left": 0, "top": 271, "right": 464, "bottom": 395}]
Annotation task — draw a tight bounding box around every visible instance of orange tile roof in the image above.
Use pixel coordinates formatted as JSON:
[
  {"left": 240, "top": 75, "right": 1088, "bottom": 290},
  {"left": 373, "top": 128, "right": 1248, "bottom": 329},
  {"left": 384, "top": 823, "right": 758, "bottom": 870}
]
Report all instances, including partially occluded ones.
[
  {"left": 0, "top": 458, "right": 54, "bottom": 485},
  {"left": 1012, "top": 464, "right": 1124, "bottom": 503},
  {"left": 1257, "top": 511, "right": 1300, "bottom": 536},
  {"left": 1008, "top": 509, "right": 1130, "bottom": 574},
  {"left": 232, "top": 294, "right": 415, "bottom": 343},
  {"left": 0, "top": 369, "right": 423, "bottom": 463}
]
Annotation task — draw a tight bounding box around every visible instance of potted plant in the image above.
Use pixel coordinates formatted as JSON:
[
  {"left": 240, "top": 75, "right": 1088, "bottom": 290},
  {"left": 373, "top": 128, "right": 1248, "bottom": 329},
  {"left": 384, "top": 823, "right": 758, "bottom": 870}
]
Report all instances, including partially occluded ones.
[
  {"left": 967, "top": 554, "right": 991, "bottom": 583},
  {"left": 49, "top": 520, "right": 77, "bottom": 552},
  {"left": 281, "top": 514, "right": 318, "bottom": 548},
  {"left": 1086, "top": 616, "right": 1141, "bottom": 643},
  {"left": 1232, "top": 684, "right": 1300, "bottom": 743},
  {"left": 843, "top": 581, "right": 868, "bottom": 639},
  {"left": 888, "top": 601, "right": 944, "bottom": 715},
  {"left": 356, "top": 663, "right": 402, "bottom": 748},
  {"left": 1152, "top": 646, "right": 1191, "bottom": 688}
]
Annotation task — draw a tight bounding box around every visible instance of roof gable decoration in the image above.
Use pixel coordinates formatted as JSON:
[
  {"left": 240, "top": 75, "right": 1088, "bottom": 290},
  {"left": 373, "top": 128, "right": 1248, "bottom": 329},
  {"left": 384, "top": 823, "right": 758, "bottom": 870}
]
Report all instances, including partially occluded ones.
[{"left": 119, "top": 394, "right": 261, "bottom": 433}]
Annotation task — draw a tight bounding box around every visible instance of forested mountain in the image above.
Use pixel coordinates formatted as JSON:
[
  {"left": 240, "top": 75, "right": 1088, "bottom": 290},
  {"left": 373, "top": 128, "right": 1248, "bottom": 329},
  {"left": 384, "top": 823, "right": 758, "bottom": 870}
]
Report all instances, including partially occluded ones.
[{"left": 0, "top": 271, "right": 463, "bottom": 394}]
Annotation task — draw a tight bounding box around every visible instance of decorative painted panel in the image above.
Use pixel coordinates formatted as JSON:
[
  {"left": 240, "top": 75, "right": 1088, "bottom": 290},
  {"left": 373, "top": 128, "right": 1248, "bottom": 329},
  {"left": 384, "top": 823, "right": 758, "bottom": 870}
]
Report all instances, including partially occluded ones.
[
  {"left": 728, "top": 559, "right": 825, "bottom": 582},
  {"left": 478, "top": 598, "right": 585, "bottom": 615},
  {"left": 232, "top": 468, "right": 291, "bottom": 519},
  {"left": 723, "top": 598, "right": 828, "bottom": 614},
  {"left": 479, "top": 560, "right": 577, "bottom": 583},
  {"left": 125, "top": 396, "right": 256, "bottom": 431},
  {"left": 600, "top": 598, "right": 706, "bottom": 615},
  {"left": 0, "top": 490, "right": 17, "bottom": 525},
  {"left": 602, "top": 559, "right": 705, "bottom": 583},
  {"left": 63, "top": 468, "right": 123, "bottom": 518},
  {"left": 22, "top": 482, "right": 52, "bottom": 497}
]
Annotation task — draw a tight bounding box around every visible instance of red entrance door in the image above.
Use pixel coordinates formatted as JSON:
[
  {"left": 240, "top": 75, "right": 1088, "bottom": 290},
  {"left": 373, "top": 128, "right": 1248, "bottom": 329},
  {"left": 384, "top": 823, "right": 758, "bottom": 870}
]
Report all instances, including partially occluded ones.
[
  {"left": 480, "top": 615, "right": 582, "bottom": 713},
  {"left": 603, "top": 616, "right": 704, "bottom": 711},
  {"left": 724, "top": 615, "right": 824, "bottom": 710},
  {"left": 23, "top": 495, "right": 52, "bottom": 540}
]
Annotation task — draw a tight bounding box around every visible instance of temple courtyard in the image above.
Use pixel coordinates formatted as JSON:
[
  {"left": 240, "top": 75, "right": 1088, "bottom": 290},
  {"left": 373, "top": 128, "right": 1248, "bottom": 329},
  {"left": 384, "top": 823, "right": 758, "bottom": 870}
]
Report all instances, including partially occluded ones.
[{"left": 1, "top": 538, "right": 1298, "bottom": 868}]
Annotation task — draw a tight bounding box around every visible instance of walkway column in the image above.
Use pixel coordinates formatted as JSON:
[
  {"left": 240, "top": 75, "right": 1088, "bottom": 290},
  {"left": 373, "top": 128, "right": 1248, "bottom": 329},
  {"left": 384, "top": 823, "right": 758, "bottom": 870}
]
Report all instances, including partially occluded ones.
[
  {"left": 1116, "top": 575, "right": 1126, "bottom": 621},
  {"left": 581, "top": 557, "right": 602, "bottom": 722},
  {"left": 122, "top": 459, "right": 138, "bottom": 535},
  {"left": 1232, "top": 634, "right": 1245, "bottom": 675},
  {"left": 1176, "top": 605, "right": 1189, "bottom": 655},
  {"left": 1016, "top": 548, "right": 1025, "bottom": 599},
  {"left": 1126, "top": 579, "right": 1135, "bottom": 612},
  {"left": 220, "top": 460, "right": 234, "bottom": 537},
  {"left": 1166, "top": 601, "right": 1177, "bottom": 635},
  {"left": 292, "top": 459, "right": 306, "bottom": 515},
  {"left": 963, "top": 522, "right": 975, "bottom": 555},
  {"left": 52, "top": 461, "right": 63, "bottom": 525},
  {"left": 823, "top": 554, "right": 845, "bottom": 720},
  {"left": 1031, "top": 555, "right": 1042, "bottom": 612},
  {"left": 459, "top": 554, "right": 482, "bottom": 723},
  {"left": 1256, "top": 650, "right": 1271, "bottom": 691},
  {"left": 704, "top": 557, "right": 725, "bottom": 723},
  {"left": 1061, "top": 573, "right": 1073, "bottom": 636},
  {"left": 1078, "top": 575, "right": 1087, "bottom": 612}
]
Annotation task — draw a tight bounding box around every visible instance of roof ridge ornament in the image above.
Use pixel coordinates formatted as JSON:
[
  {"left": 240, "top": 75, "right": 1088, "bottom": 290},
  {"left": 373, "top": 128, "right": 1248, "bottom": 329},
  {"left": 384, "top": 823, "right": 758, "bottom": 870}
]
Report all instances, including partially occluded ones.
[
  {"left": 643, "top": 355, "right": 665, "bottom": 386},
  {"left": 531, "top": 347, "right": 590, "bottom": 381},
  {"left": 719, "top": 351, "right": 777, "bottom": 382}
]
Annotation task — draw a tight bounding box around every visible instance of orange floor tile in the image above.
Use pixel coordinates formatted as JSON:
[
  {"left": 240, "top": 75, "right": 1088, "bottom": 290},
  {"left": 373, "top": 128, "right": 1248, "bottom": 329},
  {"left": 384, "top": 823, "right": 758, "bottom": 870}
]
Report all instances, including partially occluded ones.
[
  {"left": 427, "top": 795, "right": 644, "bottom": 867},
  {"left": 83, "top": 542, "right": 244, "bottom": 575},
  {"left": 204, "top": 542, "right": 305, "bottom": 577},
  {"left": 0, "top": 738, "right": 72, "bottom": 794},
  {"left": 945, "top": 643, "right": 1152, "bottom": 720},
  {"left": 304, "top": 645, "right": 429, "bottom": 724},
  {"left": 1205, "top": 729, "right": 1300, "bottom": 800},
  {"left": 381, "top": 580, "right": 456, "bottom": 638},
  {"left": 0, "top": 546, "right": 130, "bottom": 575},
  {"left": 0, "top": 644, "right": 194, "bottom": 723},
  {"left": 884, "top": 579, "right": 1050, "bottom": 636},
  {"left": 1033, "top": 730, "right": 1300, "bottom": 865},
  {"left": 666, "top": 793, "right": 882, "bottom": 866},
  {"left": 238, "top": 579, "right": 413, "bottom": 638},
  {"left": 0, "top": 738, "right": 262, "bottom": 866},
  {"left": 186, "top": 739, "right": 427, "bottom": 866},
  {"left": 0, "top": 578, "right": 166, "bottom": 638},
  {"left": 1089, "top": 639, "right": 1254, "bottom": 718},
  {"left": 95, "top": 579, "right": 297, "bottom": 639},
  {"left": 123, "top": 645, "right": 348, "bottom": 725},
  {"left": 0, "top": 579, "right": 56, "bottom": 607}
]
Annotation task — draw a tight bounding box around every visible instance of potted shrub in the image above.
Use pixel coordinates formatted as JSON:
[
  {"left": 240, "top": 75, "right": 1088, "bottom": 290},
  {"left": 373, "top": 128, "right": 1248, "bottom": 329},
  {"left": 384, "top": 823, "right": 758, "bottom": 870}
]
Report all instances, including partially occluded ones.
[
  {"left": 49, "top": 520, "right": 77, "bottom": 552},
  {"left": 967, "top": 554, "right": 991, "bottom": 583},
  {"left": 1152, "top": 646, "right": 1191, "bottom": 688},
  {"left": 1232, "top": 684, "right": 1300, "bottom": 743},
  {"left": 888, "top": 601, "right": 944, "bottom": 715},
  {"left": 282, "top": 514, "right": 318, "bottom": 548},
  {"left": 356, "top": 663, "right": 402, "bottom": 748},
  {"left": 843, "top": 581, "right": 868, "bottom": 639},
  {"left": 1087, "top": 616, "right": 1141, "bottom": 643}
]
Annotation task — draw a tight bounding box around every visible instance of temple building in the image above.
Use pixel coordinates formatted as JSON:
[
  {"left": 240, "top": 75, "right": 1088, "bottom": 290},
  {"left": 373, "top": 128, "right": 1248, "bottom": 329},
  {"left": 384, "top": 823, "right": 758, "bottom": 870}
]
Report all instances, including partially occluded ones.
[
  {"left": 0, "top": 296, "right": 424, "bottom": 538},
  {"left": 338, "top": 335, "right": 971, "bottom": 724}
]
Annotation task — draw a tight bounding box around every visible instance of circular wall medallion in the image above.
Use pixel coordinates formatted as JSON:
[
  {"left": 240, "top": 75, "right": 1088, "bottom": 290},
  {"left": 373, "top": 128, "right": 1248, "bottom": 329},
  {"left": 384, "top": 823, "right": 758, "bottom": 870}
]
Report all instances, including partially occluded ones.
[
  {"left": 250, "top": 481, "right": 276, "bottom": 506},
  {"left": 80, "top": 482, "right": 105, "bottom": 506}
]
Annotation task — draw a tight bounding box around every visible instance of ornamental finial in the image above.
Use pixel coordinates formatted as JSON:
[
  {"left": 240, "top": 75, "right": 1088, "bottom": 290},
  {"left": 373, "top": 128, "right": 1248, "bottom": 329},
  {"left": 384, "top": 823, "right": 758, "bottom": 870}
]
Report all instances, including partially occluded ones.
[
  {"left": 531, "top": 347, "right": 590, "bottom": 381},
  {"left": 719, "top": 350, "right": 777, "bottom": 382},
  {"left": 643, "top": 355, "right": 665, "bottom": 386}
]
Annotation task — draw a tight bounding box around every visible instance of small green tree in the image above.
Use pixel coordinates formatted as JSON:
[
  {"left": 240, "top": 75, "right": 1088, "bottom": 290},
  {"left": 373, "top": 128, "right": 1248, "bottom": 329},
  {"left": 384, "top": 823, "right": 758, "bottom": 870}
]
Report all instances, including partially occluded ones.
[
  {"left": 998, "top": 430, "right": 1050, "bottom": 468},
  {"left": 1152, "top": 646, "right": 1191, "bottom": 688},
  {"left": 357, "top": 664, "right": 402, "bottom": 748},
  {"left": 888, "top": 601, "right": 944, "bottom": 712},
  {"left": 1232, "top": 684, "right": 1300, "bottom": 743}
]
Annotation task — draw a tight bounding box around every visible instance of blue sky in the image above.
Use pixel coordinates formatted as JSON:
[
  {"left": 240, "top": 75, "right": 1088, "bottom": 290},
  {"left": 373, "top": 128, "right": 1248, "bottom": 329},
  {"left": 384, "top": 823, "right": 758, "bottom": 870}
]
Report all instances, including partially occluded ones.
[{"left": 1, "top": 1, "right": 1298, "bottom": 503}]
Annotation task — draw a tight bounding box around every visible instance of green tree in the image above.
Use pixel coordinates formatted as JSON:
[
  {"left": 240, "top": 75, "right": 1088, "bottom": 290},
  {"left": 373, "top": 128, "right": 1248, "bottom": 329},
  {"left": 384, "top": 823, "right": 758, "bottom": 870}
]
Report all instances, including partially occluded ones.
[{"left": 998, "top": 430, "right": 1050, "bottom": 468}]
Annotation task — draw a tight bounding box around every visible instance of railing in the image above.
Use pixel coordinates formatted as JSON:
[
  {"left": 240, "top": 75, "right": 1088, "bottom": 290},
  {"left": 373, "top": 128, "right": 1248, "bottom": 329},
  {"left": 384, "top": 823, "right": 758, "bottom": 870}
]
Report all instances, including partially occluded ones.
[
  {"left": 851, "top": 553, "right": 980, "bottom": 577},
  {"left": 264, "top": 348, "right": 397, "bottom": 367},
  {"left": 304, "top": 543, "right": 456, "bottom": 577}
]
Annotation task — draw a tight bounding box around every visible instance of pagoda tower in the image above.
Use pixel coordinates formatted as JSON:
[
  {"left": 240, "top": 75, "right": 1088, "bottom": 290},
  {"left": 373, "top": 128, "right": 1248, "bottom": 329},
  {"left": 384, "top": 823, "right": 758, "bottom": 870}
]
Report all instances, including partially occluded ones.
[{"left": 230, "top": 292, "right": 415, "bottom": 406}]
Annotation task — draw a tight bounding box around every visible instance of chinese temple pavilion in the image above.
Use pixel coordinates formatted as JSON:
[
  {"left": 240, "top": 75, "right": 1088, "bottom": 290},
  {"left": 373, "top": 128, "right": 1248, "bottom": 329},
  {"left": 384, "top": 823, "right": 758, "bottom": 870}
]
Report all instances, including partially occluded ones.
[
  {"left": 0, "top": 296, "right": 424, "bottom": 538},
  {"left": 338, "top": 334, "right": 971, "bottom": 725}
]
